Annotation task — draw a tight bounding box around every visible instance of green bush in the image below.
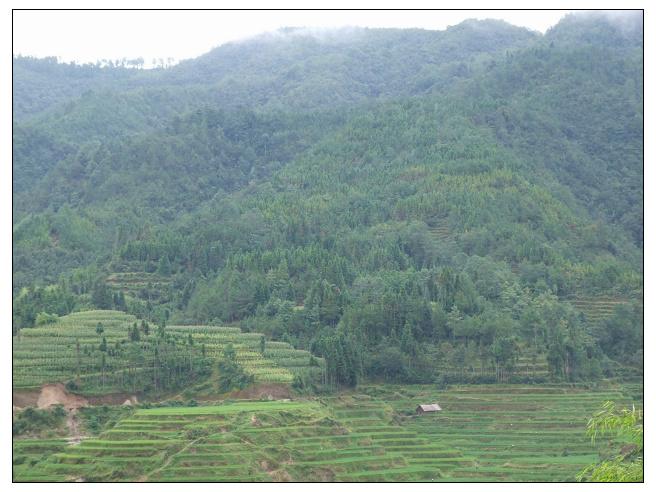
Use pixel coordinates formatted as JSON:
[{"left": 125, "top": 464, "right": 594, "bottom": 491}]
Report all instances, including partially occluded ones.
[
  {"left": 12, "top": 406, "right": 66, "bottom": 436},
  {"left": 35, "top": 312, "right": 58, "bottom": 326}
]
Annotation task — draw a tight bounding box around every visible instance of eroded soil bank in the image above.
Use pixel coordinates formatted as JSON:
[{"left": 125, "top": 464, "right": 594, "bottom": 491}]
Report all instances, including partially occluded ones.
[{"left": 13, "top": 383, "right": 139, "bottom": 410}]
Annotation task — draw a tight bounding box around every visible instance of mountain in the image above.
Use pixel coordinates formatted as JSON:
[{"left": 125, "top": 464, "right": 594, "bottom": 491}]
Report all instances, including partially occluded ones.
[{"left": 12, "top": 13, "right": 643, "bottom": 386}]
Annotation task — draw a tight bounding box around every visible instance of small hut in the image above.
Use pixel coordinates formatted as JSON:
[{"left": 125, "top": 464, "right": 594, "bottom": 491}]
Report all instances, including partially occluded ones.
[{"left": 416, "top": 403, "right": 442, "bottom": 414}]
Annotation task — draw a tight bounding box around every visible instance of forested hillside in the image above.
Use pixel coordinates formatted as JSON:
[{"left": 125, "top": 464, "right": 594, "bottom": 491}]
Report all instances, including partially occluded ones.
[{"left": 13, "top": 12, "right": 643, "bottom": 389}]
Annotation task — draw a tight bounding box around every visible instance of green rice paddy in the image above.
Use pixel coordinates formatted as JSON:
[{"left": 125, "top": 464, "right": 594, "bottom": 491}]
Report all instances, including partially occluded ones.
[{"left": 13, "top": 382, "right": 642, "bottom": 482}]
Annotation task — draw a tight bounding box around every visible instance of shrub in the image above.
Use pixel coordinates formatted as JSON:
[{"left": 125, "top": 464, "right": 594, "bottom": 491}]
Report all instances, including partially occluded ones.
[
  {"left": 65, "top": 380, "right": 79, "bottom": 391},
  {"left": 217, "top": 344, "right": 254, "bottom": 393},
  {"left": 35, "top": 312, "right": 58, "bottom": 326},
  {"left": 12, "top": 406, "right": 66, "bottom": 436}
]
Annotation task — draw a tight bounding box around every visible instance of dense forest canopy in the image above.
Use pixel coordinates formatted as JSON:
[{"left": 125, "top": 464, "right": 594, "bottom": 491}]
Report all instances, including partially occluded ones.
[{"left": 13, "top": 12, "right": 643, "bottom": 387}]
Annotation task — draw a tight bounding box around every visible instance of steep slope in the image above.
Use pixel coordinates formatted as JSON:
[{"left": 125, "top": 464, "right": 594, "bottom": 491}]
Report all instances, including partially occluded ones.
[
  {"left": 12, "top": 14, "right": 643, "bottom": 385},
  {"left": 13, "top": 21, "right": 537, "bottom": 201},
  {"left": 462, "top": 12, "right": 643, "bottom": 247}
]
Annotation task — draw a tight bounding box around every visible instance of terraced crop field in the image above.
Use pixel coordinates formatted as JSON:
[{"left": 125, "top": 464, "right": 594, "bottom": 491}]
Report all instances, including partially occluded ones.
[
  {"left": 345, "top": 383, "right": 642, "bottom": 482},
  {"left": 105, "top": 271, "right": 172, "bottom": 302},
  {"left": 13, "top": 310, "right": 322, "bottom": 390},
  {"left": 13, "top": 311, "right": 137, "bottom": 389},
  {"left": 13, "top": 383, "right": 641, "bottom": 482},
  {"left": 427, "top": 217, "right": 456, "bottom": 246},
  {"left": 432, "top": 345, "right": 550, "bottom": 381},
  {"left": 566, "top": 296, "right": 628, "bottom": 326},
  {"left": 13, "top": 439, "right": 70, "bottom": 482},
  {"left": 166, "top": 326, "right": 322, "bottom": 384}
]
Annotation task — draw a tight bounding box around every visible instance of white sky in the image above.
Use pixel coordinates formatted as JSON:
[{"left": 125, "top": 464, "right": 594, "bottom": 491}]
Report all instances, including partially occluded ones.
[{"left": 13, "top": 10, "right": 574, "bottom": 67}]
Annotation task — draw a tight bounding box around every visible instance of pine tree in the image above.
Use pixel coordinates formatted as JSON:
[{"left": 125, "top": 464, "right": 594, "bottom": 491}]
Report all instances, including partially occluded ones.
[
  {"left": 400, "top": 320, "right": 417, "bottom": 356},
  {"left": 157, "top": 255, "right": 172, "bottom": 275}
]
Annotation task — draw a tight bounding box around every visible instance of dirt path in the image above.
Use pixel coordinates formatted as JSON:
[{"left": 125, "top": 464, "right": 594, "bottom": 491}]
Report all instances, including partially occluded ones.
[
  {"left": 137, "top": 436, "right": 205, "bottom": 482},
  {"left": 65, "top": 409, "right": 87, "bottom": 445}
]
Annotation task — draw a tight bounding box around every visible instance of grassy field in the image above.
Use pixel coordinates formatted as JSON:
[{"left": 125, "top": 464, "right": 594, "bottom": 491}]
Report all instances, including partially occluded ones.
[
  {"left": 13, "top": 310, "right": 322, "bottom": 391},
  {"left": 13, "top": 382, "right": 642, "bottom": 482}
]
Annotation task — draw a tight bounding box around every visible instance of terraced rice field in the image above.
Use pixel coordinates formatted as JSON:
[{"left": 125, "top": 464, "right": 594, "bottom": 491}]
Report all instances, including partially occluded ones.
[
  {"left": 13, "top": 310, "right": 322, "bottom": 389},
  {"left": 13, "top": 439, "right": 70, "bottom": 482},
  {"left": 346, "top": 383, "right": 642, "bottom": 482},
  {"left": 13, "top": 383, "right": 642, "bottom": 482}
]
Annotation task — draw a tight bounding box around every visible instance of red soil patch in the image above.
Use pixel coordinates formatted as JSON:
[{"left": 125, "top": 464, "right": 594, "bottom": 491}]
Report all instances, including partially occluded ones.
[
  {"left": 37, "top": 383, "right": 89, "bottom": 410},
  {"left": 13, "top": 385, "right": 139, "bottom": 410}
]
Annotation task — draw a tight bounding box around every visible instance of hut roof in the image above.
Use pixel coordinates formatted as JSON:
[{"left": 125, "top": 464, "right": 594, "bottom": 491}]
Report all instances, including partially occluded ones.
[{"left": 417, "top": 403, "right": 442, "bottom": 412}]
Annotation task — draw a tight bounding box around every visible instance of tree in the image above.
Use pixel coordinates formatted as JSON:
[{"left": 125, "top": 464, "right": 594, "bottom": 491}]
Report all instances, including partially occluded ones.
[
  {"left": 157, "top": 320, "right": 166, "bottom": 338},
  {"left": 217, "top": 344, "right": 253, "bottom": 392},
  {"left": 400, "top": 321, "right": 417, "bottom": 356},
  {"left": 368, "top": 345, "right": 406, "bottom": 382},
  {"left": 491, "top": 335, "right": 518, "bottom": 382},
  {"left": 100, "top": 352, "right": 107, "bottom": 389},
  {"left": 96, "top": 322, "right": 104, "bottom": 335},
  {"left": 75, "top": 338, "right": 81, "bottom": 384},
  {"left": 446, "top": 305, "right": 463, "bottom": 342},
  {"left": 91, "top": 281, "right": 113, "bottom": 309},
  {"left": 157, "top": 255, "right": 172, "bottom": 275},
  {"left": 113, "top": 291, "right": 127, "bottom": 311},
  {"left": 577, "top": 401, "right": 643, "bottom": 482},
  {"left": 311, "top": 331, "right": 357, "bottom": 387}
]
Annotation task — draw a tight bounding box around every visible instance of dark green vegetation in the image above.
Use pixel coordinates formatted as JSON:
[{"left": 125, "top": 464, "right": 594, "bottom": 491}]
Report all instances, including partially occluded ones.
[
  {"left": 12, "top": 406, "right": 67, "bottom": 437},
  {"left": 217, "top": 344, "right": 255, "bottom": 392},
  {"left": 14, "top": 13, "right": 642, "bottom": 388},
  {"left": 12, "top": 383, "right": 642, "bottom": 482}
]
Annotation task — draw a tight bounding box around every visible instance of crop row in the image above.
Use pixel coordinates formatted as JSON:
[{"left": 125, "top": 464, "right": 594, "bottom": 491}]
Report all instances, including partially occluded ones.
[
  {"left": 14, "top": 382, "right": 642, "bottom": 483},
  {"left": 14, "top": 310, "right": 322, "bottom": 386}
]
